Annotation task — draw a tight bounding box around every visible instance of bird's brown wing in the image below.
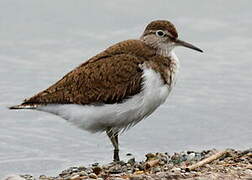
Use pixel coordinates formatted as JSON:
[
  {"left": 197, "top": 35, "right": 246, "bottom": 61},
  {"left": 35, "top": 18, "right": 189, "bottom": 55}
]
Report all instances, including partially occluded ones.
[{"left": 23, "top": 53, "right": 147, "bottom": 106}]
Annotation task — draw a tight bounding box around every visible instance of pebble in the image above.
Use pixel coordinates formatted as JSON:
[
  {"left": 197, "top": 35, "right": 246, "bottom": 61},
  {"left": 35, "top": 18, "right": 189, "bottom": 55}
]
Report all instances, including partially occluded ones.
[
  {"left": 127, "top": 157, "right": 135, "bottom": 165},
  {"left": 184, "top": 172, "right": 190, "bottom": 176},
  {"left": 70, "top": 174, "right": 80, "bottom": 180},
  {"left": 153, "top": 167, "right": 161, "bottom": 173},
  {"left": 129, "top": 175, "right": 142, "bottom": 180},
  {"left": 163, "top": 167, "right": 169, "bottom": 171},
  {"left": 85, "top": 168, "right": 93, "bottom": 174},
  {"left": 181, "top": 169, "right": 186, "bottom": 173},
  {"left": 134, "top": 167, "right": 140, "bottom": 172},
  {"left": 79, "top": 171, "right": 88, "bottom": 176},
  {"left": 92, "top": 163, "right": 99, "bottom": 166},
  {"left": 187, "top": 152, "right": 195, "bottom": 161},
  {"left": 145, "top": 153, "right": 155, "bottom": 160},
  {"left": 71, "top": 167, "right": 79, "bottom": 173},
  {"left": 126, "top": 163, "right": 131, "bottom": 167},
  {"left": 159, "top": 160, "right": 165, "bottom": 165},
  {"left": 161, "top": 157, "right": 168, "bottom": 164},
  {"left": 78, "top": 166, "right": 86, "bottom": 171},
  {"left": 92, "top": 166, "right": 102, "bottom": 175},
  {"left": 171, "top": 167, "right": 181, "bottom": 173},
  {"left": 137, "top": 164, "right": 145, "bottom": 171},
  {"left": 156, "top": 172, "right": 166, "bottom": 177},
  {"left": 109, "top": 166, "right": 123, "bottom": 174},
  {"left": 88, "top": 173, "right": 97, "bottom": 179},
  {"left": 244, "top": 169, "right": 252, "bottom": 175},
  {"left": 39, "top": 175, "right": 47, "bottom": 179}
]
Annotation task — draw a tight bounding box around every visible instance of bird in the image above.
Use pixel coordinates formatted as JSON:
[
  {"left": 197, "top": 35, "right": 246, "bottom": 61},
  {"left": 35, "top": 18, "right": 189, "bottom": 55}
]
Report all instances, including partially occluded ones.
[{"left": 9, "top": 20, "right": 203, "bottom": 162}]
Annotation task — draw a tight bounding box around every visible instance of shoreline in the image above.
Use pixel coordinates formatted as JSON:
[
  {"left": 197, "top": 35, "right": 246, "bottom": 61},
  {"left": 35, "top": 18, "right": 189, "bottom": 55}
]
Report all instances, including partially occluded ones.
[{"left": 4, "top": 148, "right": 252, "bottom": 180}]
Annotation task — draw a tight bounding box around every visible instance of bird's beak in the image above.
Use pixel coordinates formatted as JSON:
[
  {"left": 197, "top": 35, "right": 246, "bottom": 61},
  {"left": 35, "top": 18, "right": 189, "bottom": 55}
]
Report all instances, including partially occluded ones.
[{"left": 175, "top": 39, "right": 203, "bottom": 53}]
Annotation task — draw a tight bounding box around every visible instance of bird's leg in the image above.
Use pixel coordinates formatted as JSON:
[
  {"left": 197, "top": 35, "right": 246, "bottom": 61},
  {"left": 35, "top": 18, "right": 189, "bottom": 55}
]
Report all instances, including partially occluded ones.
[
  {"left": 106, "top": 129, "right": 120, "bottom": 162},
  {"left": 114, "top": 133, "right": 119, "bottom": 162}
]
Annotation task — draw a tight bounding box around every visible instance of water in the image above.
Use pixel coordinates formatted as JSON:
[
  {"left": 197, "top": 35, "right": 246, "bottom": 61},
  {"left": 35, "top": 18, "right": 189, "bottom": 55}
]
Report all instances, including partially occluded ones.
[{"left": 0, "top": 0, "right": 252, "bottom": 178}]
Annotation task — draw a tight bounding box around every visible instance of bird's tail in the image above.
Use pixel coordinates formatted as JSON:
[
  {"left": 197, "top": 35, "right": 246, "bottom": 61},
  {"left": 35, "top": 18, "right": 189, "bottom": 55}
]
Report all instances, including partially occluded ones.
[{"left": 9, "top": 104, "right": 38, "bottom": 110}]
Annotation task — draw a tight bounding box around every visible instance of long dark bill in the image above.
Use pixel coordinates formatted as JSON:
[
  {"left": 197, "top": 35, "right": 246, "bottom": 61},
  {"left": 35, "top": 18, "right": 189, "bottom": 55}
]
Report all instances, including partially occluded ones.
[{"left": 176, "top": 39, "right": 203, "bottom": 53}]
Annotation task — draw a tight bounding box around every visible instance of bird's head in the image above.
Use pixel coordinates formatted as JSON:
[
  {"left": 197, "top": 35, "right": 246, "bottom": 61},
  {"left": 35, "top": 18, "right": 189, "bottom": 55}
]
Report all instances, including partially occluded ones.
[{"left": 140, "top": 20, "right": 203, "bottom": 56}]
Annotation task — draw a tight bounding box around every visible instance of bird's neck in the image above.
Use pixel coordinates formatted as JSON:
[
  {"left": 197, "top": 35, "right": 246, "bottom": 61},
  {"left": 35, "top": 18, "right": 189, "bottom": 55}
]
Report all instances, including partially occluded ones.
[
  {"left": 155, "top": 42, "right": 176, "bottom": 58},
  {"left": 155, "top": 43, "right": 180, "bottom": 69}
]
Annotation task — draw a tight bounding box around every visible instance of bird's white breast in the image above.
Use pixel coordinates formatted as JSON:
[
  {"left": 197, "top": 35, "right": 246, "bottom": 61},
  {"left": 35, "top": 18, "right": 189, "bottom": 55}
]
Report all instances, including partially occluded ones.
[{"left": 37, "top": 62, "right": 179, "bottom": 133}]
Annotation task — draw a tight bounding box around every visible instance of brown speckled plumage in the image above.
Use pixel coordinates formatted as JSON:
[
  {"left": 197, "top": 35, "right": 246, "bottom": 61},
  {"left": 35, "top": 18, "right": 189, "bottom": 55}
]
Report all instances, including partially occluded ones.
[{"left": 22, "top": 40, "right": 173, "bottom": 106}]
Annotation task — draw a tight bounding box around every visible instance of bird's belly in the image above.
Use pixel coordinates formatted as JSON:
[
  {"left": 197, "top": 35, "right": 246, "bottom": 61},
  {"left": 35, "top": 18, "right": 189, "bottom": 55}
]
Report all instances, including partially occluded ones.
[{"left": 37, "top": 67, "right": 174, "bottom": 133}]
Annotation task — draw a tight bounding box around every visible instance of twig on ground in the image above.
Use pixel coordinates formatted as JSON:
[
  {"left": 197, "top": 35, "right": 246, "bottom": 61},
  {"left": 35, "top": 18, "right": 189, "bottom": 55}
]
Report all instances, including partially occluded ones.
[{"left": 185, "top": 150, "right": 228, "bottom": 171}]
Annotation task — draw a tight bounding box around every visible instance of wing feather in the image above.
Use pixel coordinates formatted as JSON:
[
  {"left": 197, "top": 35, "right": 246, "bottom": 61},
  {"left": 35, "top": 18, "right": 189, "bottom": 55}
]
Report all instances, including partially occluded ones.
[{"left": 23, "top": 53, "right": 145, "bottom": 105}]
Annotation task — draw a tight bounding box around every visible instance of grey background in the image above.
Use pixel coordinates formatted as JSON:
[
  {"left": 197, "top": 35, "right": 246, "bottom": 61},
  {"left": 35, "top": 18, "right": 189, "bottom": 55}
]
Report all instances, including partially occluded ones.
[{"left": 0, "top": 0, "right": 251, "bottom": 178}]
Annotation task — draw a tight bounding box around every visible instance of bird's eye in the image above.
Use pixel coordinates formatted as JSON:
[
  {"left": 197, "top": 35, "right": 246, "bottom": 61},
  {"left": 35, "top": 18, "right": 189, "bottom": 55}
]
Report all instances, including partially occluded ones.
[{"left": 156, "top": 30, "right": 165, "bottom": 37}]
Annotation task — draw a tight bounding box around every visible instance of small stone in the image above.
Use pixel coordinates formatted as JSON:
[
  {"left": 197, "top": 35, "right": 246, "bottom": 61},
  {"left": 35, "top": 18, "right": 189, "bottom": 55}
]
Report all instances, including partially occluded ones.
[
  {"left": 79, "top": 171, "right": 88, "bottom": 176},
  {"left": 121, "top": 166, "right": 128, "bottom": 173},
  {"left": 128, "top": 157, "right": 135, "bottom": 165},
  {"left": 153, "top": 167, "right": 161, "bottom": 173},
  {"left": 171, "top": 167, "right": 181, "bottom": 173},
  {"left": 184, "top": 172, "right": 190, "bottom": 176},
  {"left": 89, "top": 173, "right": 97, "bottom": 179},
  {"left": 39, "top": 175, "right": 47, "bottom": 179},
  {"left": 126, "top": 163, "right": 131, "bottom": 167},
  {"left": 181, "top": 169, "right": 186, "bottom": 173},
  {"left": 146, "top": 153, "right": 155, "bottom": 160},
  {"left": 159, "top": 160, "right": 165, "bottom": 165},
  {"left": 187, "top": 153, "right": 195, "bottom": 161},
  {"left": 78, "top": 166, "right": 86, "bottom": 171},
  {"left": 92, "top": 163, "right": 99, "bottom": 166},
  {"left": 85, "top": 168, "right": 93, "bottom": 174},
  {"left": 63, "top": 175, "right": 72, "bottom": 180},
  {"left": 130, "top": 175, "right": 142, "bottom": 180},
  {"left": 163, "top": 167, "right": 169, "bottom": 171},
  {"left": 244, "top": 169, "right": 252, "bottom": 175},
  {"left": 109, "top": 165, "right": 123, "bottom": 174},
  {"left": 156, "top": 172, "right": 166, "bottom": 178},
  {"left": 102, "top": 164, "right": 110, "bottom": 170},
  {"left": 134, "top": 170, "right": 144, "bottom": 175},
  {"left": 160, "top": 156, "right": 168, "bottom": 163},
  {"left": 72, "top": 167, "right": 79, "bottom": 173},
  {"left": 134, "top": 167, "right": 140, "bottom": 172},
  {"left": 92, "top": 166, "right": 102, "bottom": 175},
  {"left": 70, "top": 174, "right": 80, "bottom": 180},
  {"left": 137, "top": 164, "right": 145, "bottom": 171}
]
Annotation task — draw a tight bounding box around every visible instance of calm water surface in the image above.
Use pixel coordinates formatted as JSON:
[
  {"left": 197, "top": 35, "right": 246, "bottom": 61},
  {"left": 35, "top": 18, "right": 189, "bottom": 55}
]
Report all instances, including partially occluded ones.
[{"left": 0, "top": 0, "right": 252, "bottom": 178}]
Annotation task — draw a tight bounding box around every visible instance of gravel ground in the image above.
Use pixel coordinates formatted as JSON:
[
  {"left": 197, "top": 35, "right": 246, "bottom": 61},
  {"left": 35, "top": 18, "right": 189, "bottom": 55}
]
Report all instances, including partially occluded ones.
[{"left": 4, "top": 149, "right": 252, "bottom": 180}]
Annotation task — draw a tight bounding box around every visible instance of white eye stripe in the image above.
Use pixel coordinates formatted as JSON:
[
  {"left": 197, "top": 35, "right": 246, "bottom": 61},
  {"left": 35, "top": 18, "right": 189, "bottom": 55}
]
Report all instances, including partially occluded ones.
[
  {"left": 146, "top": 30, "right": 174, "bottom": 38},
  {"left": 149, "top": 30, "right": 173, "bottom": 37}
]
